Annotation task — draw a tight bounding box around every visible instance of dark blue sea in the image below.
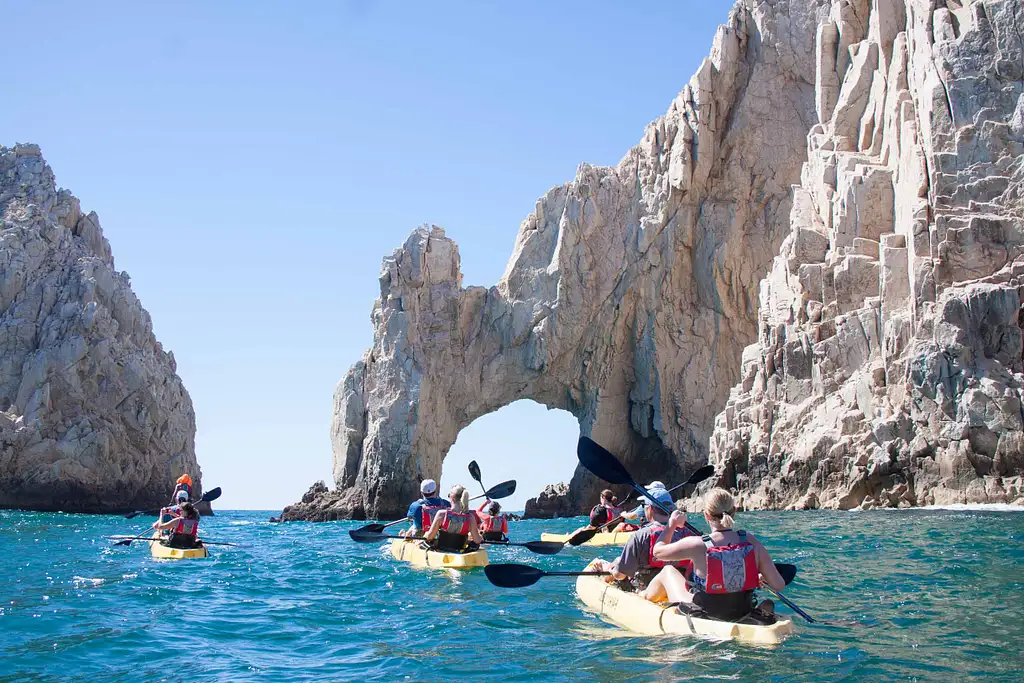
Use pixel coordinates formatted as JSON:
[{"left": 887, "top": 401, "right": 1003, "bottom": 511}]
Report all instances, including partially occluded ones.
[{"left": 2, "top": 507, "right": 1022, "bottom": 682}]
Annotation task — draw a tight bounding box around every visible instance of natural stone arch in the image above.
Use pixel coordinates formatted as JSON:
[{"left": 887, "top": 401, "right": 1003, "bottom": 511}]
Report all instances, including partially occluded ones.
[{"left": 326, "top": 0, "right": 831, "bottom": 519}]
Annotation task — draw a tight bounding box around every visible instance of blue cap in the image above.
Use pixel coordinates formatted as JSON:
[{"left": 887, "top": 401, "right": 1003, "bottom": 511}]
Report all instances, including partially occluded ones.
[{"left": 640, "top": 487, "right": 673, "bottom": 509}]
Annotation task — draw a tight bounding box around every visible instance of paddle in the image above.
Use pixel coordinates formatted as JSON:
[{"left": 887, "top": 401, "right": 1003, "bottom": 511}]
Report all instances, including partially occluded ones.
[
  {"left": 576, "top": 437, "right": 817, "bottom": 624},
  {"left": 469, "top": 480, "right": 516, "bottom": 501},
  {"left": 347, "top": 529, "right": 563, "bottom": 555},
  {"left": 485, "top": 562, "right": 799, "bottom": 589},
  {"left": 568, "top": 464, "right": 715, "bottom": 546},
  {"left": 111, "top": 535, "right": 243, "bottom": 548},
  {"left": 468, "top": 460, "right": 488, "bottom": 498},
  {"left": 124, "top": 487, "right": 222, "bottom": 519},
  {"left": 353, "top": 517, "right": 411, "bottom": 535}
]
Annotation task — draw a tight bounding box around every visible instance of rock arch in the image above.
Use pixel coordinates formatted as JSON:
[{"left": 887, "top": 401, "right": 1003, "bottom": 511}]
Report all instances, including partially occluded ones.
[{"left": 327, "top": 0, "right": 831, "bottom": 519}]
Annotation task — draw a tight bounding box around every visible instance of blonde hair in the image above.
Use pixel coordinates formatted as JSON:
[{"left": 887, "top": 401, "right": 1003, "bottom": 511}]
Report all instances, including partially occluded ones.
[
  {"left": 449, "top": 485, "right": 469, "bottom": 512},
  {"left": 704, "top": 488, "right": 736, "bottom": 530}
]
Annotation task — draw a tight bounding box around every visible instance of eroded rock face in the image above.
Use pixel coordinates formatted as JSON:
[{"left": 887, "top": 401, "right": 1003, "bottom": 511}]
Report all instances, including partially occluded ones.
[
  {"left": 298, "top": 0, "right": 832, "bottom": 520},
  {"left": 709, "top": 0, "right": 1024, "bottom": 510},
  {"left": 0, "top": 144, "right": 201, "bottom": 512},
  {"left": 523, "top": 483, "right": 574, "bottom": 520}
]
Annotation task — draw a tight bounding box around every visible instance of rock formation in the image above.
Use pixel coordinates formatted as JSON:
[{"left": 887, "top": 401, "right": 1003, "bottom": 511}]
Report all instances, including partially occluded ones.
[
  {"left": 0, "top": 144, "right": 201, "bottom": 512},
  {"left": 523, "top": 483, "right": 574, "bottom": 519},
  {"left": 709, "top": 0, "right": 1024, "bottom": 509},
  {"left": 287, "top": 0, "right": 1024, "bottom": 520}
]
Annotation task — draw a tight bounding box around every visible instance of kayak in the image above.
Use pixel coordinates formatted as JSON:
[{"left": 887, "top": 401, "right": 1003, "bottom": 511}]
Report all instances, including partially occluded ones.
[
  {"left": 389, "top": 538, "right": 488, "bottom": 569},
  {"left": 541, "top": 531, "right": 634, "bottom": 547},
  {"left": 575, "top": 559, "right": 794, "bottom": 645},
  {"left": 149, "top": 533, "right": 210, "bottom": 560}
]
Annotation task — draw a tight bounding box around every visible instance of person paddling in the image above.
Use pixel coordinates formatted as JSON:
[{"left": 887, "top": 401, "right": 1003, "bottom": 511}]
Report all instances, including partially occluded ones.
[
  {"left": 612, "top": 481, "right": 667, "bottom": 532},
  {"left": 171, "top": 474, "right": 193, "bottom": 503},
  {"left": 476, "top": 500, "right": 509, "bottom": 542},
  {"left": 152, "top": 501, "right": 201, "bottom": 549},
  {"left": 158, "top": 489, "right": 190, "bottom": 525},
  {"left": 591, "top": 486, "right": 694, "bottom": 593},
  {"left": 423, "top": 485, "right": 483, "bottom": 552},
  {"left": 649, "top": 488, "right": 785, "bottom": 621},
  {"left": 401, "top": 479, "right": 451, "bottom": 538}
]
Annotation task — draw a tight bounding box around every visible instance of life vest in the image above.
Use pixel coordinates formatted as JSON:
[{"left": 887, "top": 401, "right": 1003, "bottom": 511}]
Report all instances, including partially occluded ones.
[
  {"left": 440, "top": 511, "right": 472, "bottom": 535},
  {"left": 479, "top": 513, "right": 507, "bottom": 535},
  {"left": 420, "top": 504, "right": 447, "bottom": 529},
  {"left": 173, "top": 517, "right": 198, "bottom": 537},
  {"left": 646, "top": 524, "right": 694, "bottom": 572},
  {"left": 607, "top": 505, "right": 622, "bottom": 519},
  {"left": 700, "top": 530, "right": 759, "bottom": 594}
]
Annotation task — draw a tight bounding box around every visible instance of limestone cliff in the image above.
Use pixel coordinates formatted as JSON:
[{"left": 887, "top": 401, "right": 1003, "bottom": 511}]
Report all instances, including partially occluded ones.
[
  {"left": 0, "top": 144, "right": 201, "bottom": 512},
  {"left": 709, "top": 0, "right": 1024, "bottom": 509},
  {"left": 295, "top": 0, "right": 832, "bottom": 520}
]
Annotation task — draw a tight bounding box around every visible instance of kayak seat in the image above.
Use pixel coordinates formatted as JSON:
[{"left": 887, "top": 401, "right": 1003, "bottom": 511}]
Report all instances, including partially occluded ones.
[
  {"left": 481, "top": 531, "right": 506, "bottom": 543},
  {"left": 433, "top": 530, "right": 469, "bottom": 553}
]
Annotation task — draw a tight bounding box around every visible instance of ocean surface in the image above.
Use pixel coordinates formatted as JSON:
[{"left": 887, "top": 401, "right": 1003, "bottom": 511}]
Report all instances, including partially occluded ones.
[{"left": 1, "top": 507, "right": 1022, "bottom": 682}]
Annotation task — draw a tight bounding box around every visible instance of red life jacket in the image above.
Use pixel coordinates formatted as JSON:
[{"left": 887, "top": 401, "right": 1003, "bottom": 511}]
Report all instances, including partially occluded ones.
[
  {"left": 173, "top": 517, "right": 198, "bottom": 537},
  {"left": 646, "top": 524, "right": 694, "bottom": 573},
  {"left": 701, "top": 530, "right": 759, "bottom": 594},
  {"left": 420, "top": 505, "right": 446, "bottom": 529},
  {"left": 479, "top": 513, "right": 507, "bottom": 534},
  {"left": 440, "top": 511, "right": 472, "bottom": 535}
]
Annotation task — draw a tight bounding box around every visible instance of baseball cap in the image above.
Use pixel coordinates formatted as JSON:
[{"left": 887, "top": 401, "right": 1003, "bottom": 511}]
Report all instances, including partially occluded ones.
[
  {"left": 175, "top": 490, "right": 189, "bottom": 501},
  {"left": 420, "top": 479, "right": 437, "bottom": 495},
  {"left": 640, "top": 487, "right": 673, "bottom": 509}
]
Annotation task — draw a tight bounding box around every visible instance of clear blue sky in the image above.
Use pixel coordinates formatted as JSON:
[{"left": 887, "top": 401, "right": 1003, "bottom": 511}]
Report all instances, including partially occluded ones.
[{"left": 2, "top": 0, "right": 732, "bottom": 510}]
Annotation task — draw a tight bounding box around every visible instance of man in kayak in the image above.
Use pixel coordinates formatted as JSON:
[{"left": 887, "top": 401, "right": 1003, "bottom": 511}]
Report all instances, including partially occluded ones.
[
  {"left": 423, "top": 484, "right": 483, "bottom": 552},
  {"left": 592, "top": 486, "right": 694, "bottom": 594},
  {"left": 158, "top": 489, "right": 190, "bottom": 526},
  {"left": 611, "top": 480, "right": 667, "bottom": 532},
  {"left": 476, "top": 500, "right": 508, "bottom": 542},
  {"left": 401, "top": 479, "right": 450, "bottom": 538},
  {"left": 171, "top": 474, "right": 193, "bottom": 502},
  {"left": 152, "top": 501, "right": 201, "bottom": 549},
  {"left": 649, "top": 488, "right": 786, "bottom": 621}
]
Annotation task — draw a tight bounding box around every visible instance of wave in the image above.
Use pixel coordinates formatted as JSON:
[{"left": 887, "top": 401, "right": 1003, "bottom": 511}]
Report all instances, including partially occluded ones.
[{"left": 918, "top": 503, "right": 1024, "bottom": 512}]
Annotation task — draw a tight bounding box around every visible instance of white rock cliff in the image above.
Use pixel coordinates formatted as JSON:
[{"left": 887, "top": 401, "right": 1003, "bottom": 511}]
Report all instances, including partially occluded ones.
[
  {"left": 290, "top": 0, "right": 1024, "bottom": 520},
  {"left": 0, "top": 145, "right": 201, "bottom": 512}
]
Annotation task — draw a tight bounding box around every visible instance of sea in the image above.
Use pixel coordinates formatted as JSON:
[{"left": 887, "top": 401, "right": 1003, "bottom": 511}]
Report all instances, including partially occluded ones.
[{"left": 1, "top": 507, "right": 1022, "bottom": 682}]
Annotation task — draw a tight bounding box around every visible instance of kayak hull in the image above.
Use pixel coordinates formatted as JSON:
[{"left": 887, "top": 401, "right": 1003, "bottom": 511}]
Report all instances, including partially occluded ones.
[
  {"left": 575, "top": 559, "right": 794, "bottom": 645},
  {"left": 541, "top": 531, "right": 634, "bottom": 547},
  {"left": 149, "top": 533, "right": 209, "bottom": 560},
  {"left": 389, "top": 539, "right": 488, "bottom": 569}
]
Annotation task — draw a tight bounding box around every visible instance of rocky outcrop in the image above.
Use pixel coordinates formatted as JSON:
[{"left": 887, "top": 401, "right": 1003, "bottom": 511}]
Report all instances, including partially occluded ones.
[
  {"left": 0, "top": 144, "right": 201, "bottom": 512},
  {"left": 523, "top": 483, "right": 574, "bottom": 519},
  {"left": 709, "top": 0, "right": 1024, "bottom": 509},
  {"left": 288, "top": 0, "right": 832, "bottom": 521},
  {"left": 277, "top": 481, "right": 349, "bottom": 522}
]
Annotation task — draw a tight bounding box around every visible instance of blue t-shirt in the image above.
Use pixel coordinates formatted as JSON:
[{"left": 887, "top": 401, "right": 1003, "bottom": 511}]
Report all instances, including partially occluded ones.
[{"left": 407, "top": 497, "right": 450, "bottom": 530}]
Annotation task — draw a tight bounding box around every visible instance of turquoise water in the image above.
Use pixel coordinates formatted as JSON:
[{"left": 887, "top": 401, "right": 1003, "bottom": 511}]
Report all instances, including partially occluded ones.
[{"left": 2, "top": 508, "right": 1022, "bottom": 682}]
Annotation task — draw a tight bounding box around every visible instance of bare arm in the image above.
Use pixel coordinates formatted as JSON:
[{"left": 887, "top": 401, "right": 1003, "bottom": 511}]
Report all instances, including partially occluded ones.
[
  {"left": 423, "top": 510, "right": 445, "bottom": 541},
  {"left": 468, "top": 515, "right": 483, "bottom": 545},
  {"left": 152, "top": 518, "right": 179, "bottom": 531},
  {"left": 653, "top": 510, "right": 702, "bottom": 562},
  {"left": 751, "top": 535, "right": 786, "bottom": 592}
]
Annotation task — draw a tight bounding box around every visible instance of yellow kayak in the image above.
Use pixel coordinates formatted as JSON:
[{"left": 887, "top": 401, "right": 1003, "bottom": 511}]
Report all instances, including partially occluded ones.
[
  {"left": 389, "top": 538, "right": 488, "bottom": 569},
  {"left": 541, "top": 531, "right": 634, "bottom": 547},
  {"left": 575, "top": 559, "right": 794, "bottom": 645},
  {"left": 149, "top": 533, "right": 210, "bottom": 560}
]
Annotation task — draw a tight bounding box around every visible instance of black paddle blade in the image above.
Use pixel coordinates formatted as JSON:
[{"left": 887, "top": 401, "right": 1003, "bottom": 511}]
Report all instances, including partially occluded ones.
[
  {"left": 776, "top": 562, "right": 797, "bottom": 586},
  {"left": 468, "top": 461, "right": 482, "bottom": 483},
  {"left": 522, "top": 540, "right": 564, "bottom": 555},
  {"left": 201, "top": 487, "right": 222, "bottom": 503},
  {"left": 355, "top": 523, "right": 387, "bottom": 534},
  {"left": 113, "top": 539, "right": 134, "bottom": 546},
  {"left": 568, "top": 528, "right": 598, "bottom": 546},
  {"left": 484, "top": 563, "right": 546, "bottom": 588},
  {"left": 484, "top": 480, "right": 516, "bottom": 500},
  {"left": 577, "top": 437, "right": 634, "bottom": 486},
  {"left": 348, "top": 529, "right": 385, "bottom": 543},
  {"left": 686, "top": 465, "right": 715, "bottom": 486}
]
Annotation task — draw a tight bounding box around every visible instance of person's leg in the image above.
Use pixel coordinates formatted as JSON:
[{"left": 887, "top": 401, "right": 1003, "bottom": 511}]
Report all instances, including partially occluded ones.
[{"left": 642, "top": 566, "right": 693, "bottom": 604}]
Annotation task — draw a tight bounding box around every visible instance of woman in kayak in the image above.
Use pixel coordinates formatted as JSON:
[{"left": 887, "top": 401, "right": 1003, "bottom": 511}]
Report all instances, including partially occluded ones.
[
  {"left": 423, "top": 484, "right": 483, "bottom": 552},
  {"left": 649, "top": 489, "right": 785, "bottom": 621},
  {"left": 152, "top": 501, "right": 201, "bottom": 549},
  {"left": 476, "top": 500, "right": 509, "bottom": 542}
]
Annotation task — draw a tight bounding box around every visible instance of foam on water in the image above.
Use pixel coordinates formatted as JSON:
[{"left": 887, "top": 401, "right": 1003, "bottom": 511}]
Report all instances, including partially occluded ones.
[{"left": 1, "top": 508, "right": 1021, "bottom": 682}]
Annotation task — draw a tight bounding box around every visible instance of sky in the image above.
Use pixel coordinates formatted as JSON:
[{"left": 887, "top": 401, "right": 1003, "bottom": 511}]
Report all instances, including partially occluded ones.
[{"left": 1, "top": 0, "right": 734, "bottom": 510}]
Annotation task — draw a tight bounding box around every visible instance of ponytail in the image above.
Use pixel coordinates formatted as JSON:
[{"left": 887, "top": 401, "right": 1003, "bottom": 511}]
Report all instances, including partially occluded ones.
[
  {"left": 704, "top": 488, "right": 737, "bottom": 530},
  {"left": 450, "top": 485, "right": 469, "bottom": 512}
]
